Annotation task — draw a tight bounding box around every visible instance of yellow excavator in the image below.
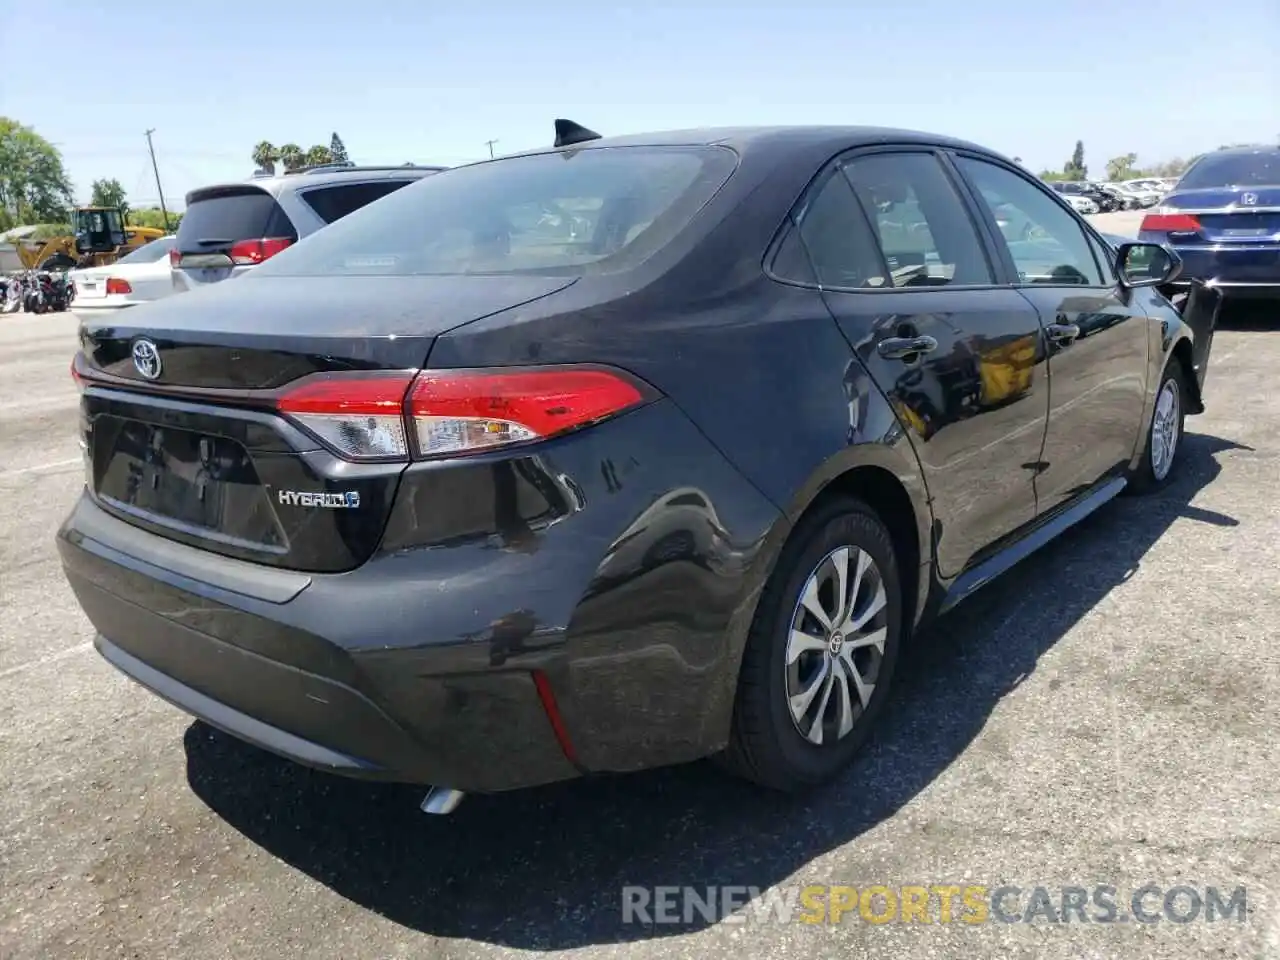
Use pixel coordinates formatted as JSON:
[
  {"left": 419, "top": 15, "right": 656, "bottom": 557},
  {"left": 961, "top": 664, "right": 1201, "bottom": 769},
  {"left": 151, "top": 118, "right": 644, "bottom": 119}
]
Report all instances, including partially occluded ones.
[{"left": 9, "top": 206, "right": 165, "bottom": 271}]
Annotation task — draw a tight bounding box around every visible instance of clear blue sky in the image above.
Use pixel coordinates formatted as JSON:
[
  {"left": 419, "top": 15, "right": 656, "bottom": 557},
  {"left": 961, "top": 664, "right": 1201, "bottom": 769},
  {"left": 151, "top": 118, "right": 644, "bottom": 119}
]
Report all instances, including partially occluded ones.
[{"left": 4, "top": 0, "right": 1277, "bottom": 209}]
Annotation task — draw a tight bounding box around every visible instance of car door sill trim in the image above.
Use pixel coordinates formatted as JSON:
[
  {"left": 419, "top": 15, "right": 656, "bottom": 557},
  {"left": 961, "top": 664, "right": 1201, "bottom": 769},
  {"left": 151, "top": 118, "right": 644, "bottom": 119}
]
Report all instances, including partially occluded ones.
[{"left": 940, "top": 475, "right": 1127, "bottom": 613}]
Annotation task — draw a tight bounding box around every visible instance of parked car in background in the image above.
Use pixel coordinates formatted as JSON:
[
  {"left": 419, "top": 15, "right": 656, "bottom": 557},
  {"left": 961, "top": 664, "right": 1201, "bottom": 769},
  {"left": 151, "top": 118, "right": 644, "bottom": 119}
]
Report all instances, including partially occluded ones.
[
  {"left": 1118, "top": 179, "right": 1165, "bottom": 207},
  {"left": 70, "top": 236, "right": 177, "bottom": 316},
  {"left": 170, "top": 164, "right": 446, "bottom": 294},
  {"left": 1139, "top": 145, "right": 1280, "bottom": 300},
  {"left": 1060, "top": 192, "right": 1099, "bottom": 215},
  {"left": 1098, "top": 183, "right": 1142, "bottom": 210},
  {"left": 1051, "top": 181, "right": 1120, "bottom": 213},
  {"left": 61, "top": 123, "right": 1218, "bottom": 811}
]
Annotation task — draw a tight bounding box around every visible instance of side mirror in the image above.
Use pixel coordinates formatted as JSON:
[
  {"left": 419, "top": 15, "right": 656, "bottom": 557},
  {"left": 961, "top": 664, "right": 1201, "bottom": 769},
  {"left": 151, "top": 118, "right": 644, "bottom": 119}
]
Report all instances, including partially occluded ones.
[{"left": 1115, "top": 241, "right": 1182, "bottom": 288}]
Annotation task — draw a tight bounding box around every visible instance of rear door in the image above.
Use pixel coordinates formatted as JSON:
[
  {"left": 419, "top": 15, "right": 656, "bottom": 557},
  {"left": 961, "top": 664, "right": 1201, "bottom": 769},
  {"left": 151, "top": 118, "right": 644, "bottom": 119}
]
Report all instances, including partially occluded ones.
[
  {"left": 798, "top": 148, "right": 1049, "bottom": 577},
  {"left": 171, "top": 185, "right": 298, "bottom": 293},
  {"left": 952, "top": 154, "right": 1150, "bottom": 515}
]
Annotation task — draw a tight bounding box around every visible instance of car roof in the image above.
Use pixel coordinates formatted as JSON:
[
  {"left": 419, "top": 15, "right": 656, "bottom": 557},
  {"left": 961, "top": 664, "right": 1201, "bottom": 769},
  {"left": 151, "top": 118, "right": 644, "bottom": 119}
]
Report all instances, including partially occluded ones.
[
  {"left": 185, "top": 165, "right": 447, "bottom": 204},
  {"left": 1199, "top": 144, "right": 1280, "bottom": 158},
  {"left": 500, "top": 124, "right": 1009, "bottom": 164}
]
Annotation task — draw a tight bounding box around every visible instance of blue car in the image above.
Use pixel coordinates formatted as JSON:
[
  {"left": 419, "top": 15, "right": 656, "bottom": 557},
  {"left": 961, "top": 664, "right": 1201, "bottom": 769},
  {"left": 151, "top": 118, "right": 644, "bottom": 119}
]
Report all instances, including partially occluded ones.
[{"left": 1138, "top": 145, "right": 1280, "bottom": 300}]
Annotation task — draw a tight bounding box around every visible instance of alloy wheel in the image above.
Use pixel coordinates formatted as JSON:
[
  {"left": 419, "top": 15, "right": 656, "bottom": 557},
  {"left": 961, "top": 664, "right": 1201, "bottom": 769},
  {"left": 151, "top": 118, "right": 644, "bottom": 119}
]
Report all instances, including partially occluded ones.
[
  {"left": 785, "top": 545, "right": 888, "bottom": 745},
  {"left": 1150, "top": 378, "right": 1181, "bottom": 481}
]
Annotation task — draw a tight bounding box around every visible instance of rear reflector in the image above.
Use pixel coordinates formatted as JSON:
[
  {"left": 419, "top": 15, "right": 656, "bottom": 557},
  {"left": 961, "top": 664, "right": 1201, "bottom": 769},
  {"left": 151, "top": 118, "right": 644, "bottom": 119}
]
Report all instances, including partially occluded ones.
[
  {"left": 1141, "top": 212, "right": 1201, "bottom": 233},
  {"left": 229, "top": 237, "right": 294, "bottom": 265},
  {"left": 277, "top": 373, "right": 415, "bottom": 460},
  {"left": 275, "top": 366, "right": 654, "bottom": 462},
  {"left": 408, "top": 367, "right": 649, "bottom": 457},
  {"left": 105, "top": 278, "right": 132, "bottom": 295}
]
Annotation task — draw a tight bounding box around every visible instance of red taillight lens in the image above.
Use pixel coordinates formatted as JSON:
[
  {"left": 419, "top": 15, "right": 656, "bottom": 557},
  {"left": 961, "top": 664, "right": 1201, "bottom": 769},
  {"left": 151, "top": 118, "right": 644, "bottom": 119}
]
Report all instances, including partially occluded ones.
[
  {"left": 105, "top": 278, "right": 132, "bottom": 295},
  {"left": 408, "top": 367, "right": 649, "bottom": 457},
  {"left": 71, "top": 356, "right": 84, "bottom": 391},
  {"left": 1140, "top": 213, "right": 1201, "bottom": 233},
  {"left": 275, "top": 366, "right": 653, "bottom": 462},
  {"left": 168, "top": 248, "right": 181, "bottom": 267},
  {"left": 228, "top": 237, "right": 294, "bottom": 265},
  {"left": 277, "top": 372, "right": 415, "bottom": 460}
]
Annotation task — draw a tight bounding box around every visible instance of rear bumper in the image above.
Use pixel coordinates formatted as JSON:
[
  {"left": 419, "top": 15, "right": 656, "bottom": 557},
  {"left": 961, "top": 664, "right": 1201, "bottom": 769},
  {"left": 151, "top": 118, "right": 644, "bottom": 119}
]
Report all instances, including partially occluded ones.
[
  {"left": 1150, "top": 240, "right": 1280, "bottom": 296},
  {"left": 58, "top": 496, "right": 582, "bottom": 792},
  {"left": 71, "top": 301, "right": 138, "bottom": 317}
]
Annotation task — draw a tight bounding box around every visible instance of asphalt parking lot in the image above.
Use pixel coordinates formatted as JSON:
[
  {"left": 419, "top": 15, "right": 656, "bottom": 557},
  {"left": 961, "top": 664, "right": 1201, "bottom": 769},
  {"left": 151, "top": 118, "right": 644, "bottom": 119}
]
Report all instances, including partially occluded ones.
[{"left": 2, "top": 257, "right": 1278, "bottom": 958}]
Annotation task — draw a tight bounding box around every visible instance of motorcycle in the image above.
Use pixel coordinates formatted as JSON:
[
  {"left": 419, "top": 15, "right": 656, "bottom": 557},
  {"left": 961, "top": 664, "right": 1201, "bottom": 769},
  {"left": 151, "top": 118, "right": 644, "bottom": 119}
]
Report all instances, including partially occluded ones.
[{"left": 41, "top": 272, "right": 71, "bottom": 312}]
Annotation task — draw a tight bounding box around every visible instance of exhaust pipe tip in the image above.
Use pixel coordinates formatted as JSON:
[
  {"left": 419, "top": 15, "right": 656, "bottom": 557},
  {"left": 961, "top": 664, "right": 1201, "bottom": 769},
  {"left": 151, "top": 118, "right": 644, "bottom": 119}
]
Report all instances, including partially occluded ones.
[{"left": 420, "top": 786, "right": 466, "bottom": 815}]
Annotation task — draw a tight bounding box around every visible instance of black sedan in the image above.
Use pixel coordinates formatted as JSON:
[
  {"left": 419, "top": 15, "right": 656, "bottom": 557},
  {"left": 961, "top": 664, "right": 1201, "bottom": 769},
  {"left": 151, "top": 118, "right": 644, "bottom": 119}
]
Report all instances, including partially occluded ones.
[{"left": 59, "top": 121, "right": 1220, "bottom": 812}]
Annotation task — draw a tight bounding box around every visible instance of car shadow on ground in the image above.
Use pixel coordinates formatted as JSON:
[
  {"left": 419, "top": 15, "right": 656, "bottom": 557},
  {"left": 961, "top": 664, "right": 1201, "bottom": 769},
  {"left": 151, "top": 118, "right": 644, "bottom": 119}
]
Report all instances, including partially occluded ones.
[{"left": 185, "top": 430, "right": 1246, "bottom": 949}]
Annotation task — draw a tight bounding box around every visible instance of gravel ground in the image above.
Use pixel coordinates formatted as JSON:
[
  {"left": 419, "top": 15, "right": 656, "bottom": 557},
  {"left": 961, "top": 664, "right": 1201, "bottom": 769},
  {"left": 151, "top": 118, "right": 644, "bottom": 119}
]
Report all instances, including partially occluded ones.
[{"left": 1, "top": 295, "right": 1277, "bottom": 960}]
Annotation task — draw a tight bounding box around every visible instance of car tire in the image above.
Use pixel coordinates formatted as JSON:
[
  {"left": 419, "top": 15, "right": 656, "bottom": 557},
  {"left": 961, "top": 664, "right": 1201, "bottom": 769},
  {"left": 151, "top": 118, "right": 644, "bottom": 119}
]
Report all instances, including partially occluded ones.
[
  {"left": 1127, "top": 360, "right": 1186, "bottom": 495},
  {"left": 720, "top": 497, "right": 902, "bottom": 792}
]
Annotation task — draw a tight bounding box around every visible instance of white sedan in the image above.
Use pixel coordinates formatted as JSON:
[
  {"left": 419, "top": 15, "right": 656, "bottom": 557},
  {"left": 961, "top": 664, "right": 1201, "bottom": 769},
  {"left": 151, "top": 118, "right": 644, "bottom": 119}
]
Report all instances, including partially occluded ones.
[
  {"left": 1061, "top": 194, "right": 1099, "bottom": 215},
  {"left": 70, "top": 236, "right": 177, "bottom": 315}
]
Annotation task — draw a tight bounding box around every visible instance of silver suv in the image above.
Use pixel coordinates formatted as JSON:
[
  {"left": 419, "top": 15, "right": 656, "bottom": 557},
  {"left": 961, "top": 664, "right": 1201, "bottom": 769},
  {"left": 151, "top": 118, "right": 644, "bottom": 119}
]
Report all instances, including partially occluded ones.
[{"left": 170, "top": 164, "right": 445, "bottom": 293}]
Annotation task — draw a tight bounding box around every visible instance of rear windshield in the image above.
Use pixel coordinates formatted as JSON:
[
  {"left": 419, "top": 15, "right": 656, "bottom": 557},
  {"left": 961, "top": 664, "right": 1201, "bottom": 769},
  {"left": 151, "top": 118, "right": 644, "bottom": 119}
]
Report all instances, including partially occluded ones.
[
  {"left": 115, "top": 236, "right": 175, "bottom": 264},
  {"left": 175, "top": 187, "right": 297, "bottom": 253},
  {"left": 251, "top": 145, "right": 738, "bottom": 278},
  {"left": 300, "top": 179, "right": 421, "bottom": 225},
  {"left": 1178, "top": 151, "right": 1280, "bottom": 189}
]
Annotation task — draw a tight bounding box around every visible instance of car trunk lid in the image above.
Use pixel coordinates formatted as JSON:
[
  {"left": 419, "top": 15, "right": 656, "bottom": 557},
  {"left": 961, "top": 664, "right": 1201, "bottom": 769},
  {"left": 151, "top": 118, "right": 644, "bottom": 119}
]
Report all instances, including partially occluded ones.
[
  {"left": 1154, "top": 187, "right": 1280, "bottom": 243},
  {"left": 75, "top": 274, "right": 577, "bottom": 572}
]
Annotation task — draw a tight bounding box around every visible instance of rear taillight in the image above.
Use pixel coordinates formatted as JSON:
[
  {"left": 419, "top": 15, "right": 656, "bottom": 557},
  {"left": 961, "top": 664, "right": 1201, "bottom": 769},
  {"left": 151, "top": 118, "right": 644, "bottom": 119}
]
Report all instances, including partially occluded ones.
[
  {"left": 408, "top": 367, "right": 648, "bottom": 456},
  {"left": 1140, "top": 212, "right": 1201, "bottom": 233},
  {"left": 71, "top": 356, "right": 84, "bottom": 391},
  {"left": 229, "top": 237, "right": 294, "bottom": 265},
  {"left": 105, "top": 278, "right": 132, "bottom": 295},
  {"left": 277, "top": 372, "right": 415, "bottom": 460},
  {"left": 168, "top": 248, "right": 181, "bottom": 267},
  {"left": 275, "top": 366, "right": 654, "bottom": 462}
]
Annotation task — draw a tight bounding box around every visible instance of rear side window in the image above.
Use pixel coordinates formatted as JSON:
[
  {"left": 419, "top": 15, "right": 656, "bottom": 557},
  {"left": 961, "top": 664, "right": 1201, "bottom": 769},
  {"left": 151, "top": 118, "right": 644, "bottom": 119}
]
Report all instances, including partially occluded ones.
[
  {"left": 175, "top": 187, "right": 297, "bottom": 253},
  {"left": 1177, "top": 150, "right": 1280, "bottom": 189},
  {"left": 787, "top": 171, "right": 887, "bottom": 288},
  {"left": 841, "top": 152, "right": 994, "bottom": 287},
  {"left": 300, "top": 179, "right": 416, "bottom": 225},
  {"left": 251, "top": 145, "right": 737, "bottom": 278}
]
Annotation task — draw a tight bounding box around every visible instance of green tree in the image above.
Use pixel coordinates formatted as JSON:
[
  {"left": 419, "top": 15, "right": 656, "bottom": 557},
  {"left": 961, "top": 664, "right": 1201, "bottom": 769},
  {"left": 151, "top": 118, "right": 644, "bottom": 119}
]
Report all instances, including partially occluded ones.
[
  {"left": 251, "top": 141, "right": 278, "bottom": 175},
  {"left": 0, "top": 117, "right": 74, "bottom": 229},
  {"left": 90, "top": 178, "right": 128, "bottom": 221},
  {"left": 329, "top": 132, "right": 349, "bottom": 164},
  {"left": 304, "top": 144, "right": 334, "bottom": 167},
  {"left": 29, "top": 222, "right": 73, "bottom": 241},
  {"left": 1106, "top": 153, "right": 1138, "bottom": 181},
  {"left": 127, "top": 207, "right": 182, "bottom": 232},
  {"left": 1062, "top": 140, "right": 1087, "bottom": 180},
  {"left": 278, "top": 143, "right": 304, "bottom": 172}
]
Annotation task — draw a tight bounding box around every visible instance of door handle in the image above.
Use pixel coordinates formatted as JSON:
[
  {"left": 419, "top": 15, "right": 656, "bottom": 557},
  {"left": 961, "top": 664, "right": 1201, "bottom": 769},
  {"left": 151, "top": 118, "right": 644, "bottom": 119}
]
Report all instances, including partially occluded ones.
[
  {"left": 877, "top": 335, "right": 938, "bottom": 360},
  {"left": 1046, "top": 322, "right": 1080, "bottom": 344}
]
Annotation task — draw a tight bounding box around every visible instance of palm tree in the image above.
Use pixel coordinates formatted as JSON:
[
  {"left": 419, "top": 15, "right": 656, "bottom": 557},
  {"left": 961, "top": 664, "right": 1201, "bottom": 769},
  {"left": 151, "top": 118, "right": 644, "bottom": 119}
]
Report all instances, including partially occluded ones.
[
  {"left": 304, "top": 144, "right": 334, "bottom": 168},
  {"left": 251, "top": 141, "right": 278, "bottom": 175},
  {"left": 278, "top": 144, "right": 304, "bottom": 173}
]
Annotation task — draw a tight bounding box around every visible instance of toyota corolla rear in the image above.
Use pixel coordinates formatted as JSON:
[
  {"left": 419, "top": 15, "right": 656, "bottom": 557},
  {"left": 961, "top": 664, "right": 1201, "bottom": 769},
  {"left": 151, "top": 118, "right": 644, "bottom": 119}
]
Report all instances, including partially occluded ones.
[
  {"left": 1139, "top": 147, "right": 1280, "bottom": 299},
  {"left": 56, "top": 141, "right": 775, "bottom": 802}
]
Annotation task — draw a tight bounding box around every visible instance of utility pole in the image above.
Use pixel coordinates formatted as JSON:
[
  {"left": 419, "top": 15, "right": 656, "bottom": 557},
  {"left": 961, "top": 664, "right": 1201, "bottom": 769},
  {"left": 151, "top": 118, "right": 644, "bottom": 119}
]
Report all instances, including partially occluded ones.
[
  {"left": 485, "top": 139, "right": 499, "bottom": 160},
  {"left": 144, "top": 129, "right": 172, "bottom": 232}
]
